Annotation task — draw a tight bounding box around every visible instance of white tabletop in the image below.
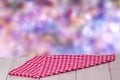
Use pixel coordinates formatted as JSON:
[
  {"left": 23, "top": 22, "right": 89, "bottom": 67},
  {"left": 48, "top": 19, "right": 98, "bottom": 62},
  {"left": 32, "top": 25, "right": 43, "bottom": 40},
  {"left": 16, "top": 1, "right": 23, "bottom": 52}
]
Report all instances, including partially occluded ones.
[{"left": 0, "top": 55, "right": 120, "bottom": 80}]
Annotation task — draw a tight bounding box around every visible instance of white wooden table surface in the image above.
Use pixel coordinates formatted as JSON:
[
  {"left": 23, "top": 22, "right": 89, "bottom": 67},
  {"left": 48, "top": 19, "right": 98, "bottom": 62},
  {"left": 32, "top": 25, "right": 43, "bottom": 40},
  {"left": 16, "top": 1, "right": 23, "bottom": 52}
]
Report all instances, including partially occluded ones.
[{"left": 0, "top": 55, "right": 120, "bottom": 80}]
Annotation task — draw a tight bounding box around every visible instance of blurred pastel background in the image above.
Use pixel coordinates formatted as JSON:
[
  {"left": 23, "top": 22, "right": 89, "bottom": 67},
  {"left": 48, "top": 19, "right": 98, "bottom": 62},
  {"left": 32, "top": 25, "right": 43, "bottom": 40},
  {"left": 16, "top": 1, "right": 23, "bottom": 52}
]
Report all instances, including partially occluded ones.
[{"left": 0, "top": 0, "right": 120, "bottom": 57}]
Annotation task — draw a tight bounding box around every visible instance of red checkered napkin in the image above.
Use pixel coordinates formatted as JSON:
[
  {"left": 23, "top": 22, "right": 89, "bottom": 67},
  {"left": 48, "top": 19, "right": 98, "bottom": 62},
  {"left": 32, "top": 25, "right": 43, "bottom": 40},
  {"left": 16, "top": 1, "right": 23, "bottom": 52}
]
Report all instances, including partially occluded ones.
[{"left": 9, "top": 55, "right": 115, "bottom": 78}]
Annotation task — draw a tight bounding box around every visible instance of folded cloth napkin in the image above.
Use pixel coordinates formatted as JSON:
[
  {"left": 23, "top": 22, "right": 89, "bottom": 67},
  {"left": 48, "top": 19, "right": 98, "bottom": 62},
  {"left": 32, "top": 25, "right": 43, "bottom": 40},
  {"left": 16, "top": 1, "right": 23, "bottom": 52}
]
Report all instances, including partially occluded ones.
[{"left": 9, "top": 55, "right": 115, "bottom": 78}]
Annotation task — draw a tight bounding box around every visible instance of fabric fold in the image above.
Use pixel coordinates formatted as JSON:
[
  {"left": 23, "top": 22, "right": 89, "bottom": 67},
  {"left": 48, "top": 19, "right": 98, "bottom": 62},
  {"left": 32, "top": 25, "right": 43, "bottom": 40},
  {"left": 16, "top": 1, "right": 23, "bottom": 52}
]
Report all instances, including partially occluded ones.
[{"left": 9, "top": 55, "right": 115, "bottom": 78}]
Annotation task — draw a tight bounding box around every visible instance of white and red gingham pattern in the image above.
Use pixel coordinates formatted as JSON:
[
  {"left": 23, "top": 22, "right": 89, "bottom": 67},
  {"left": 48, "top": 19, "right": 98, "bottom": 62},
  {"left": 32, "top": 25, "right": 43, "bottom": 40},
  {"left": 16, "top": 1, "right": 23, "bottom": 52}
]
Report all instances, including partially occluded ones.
[{"left": 9, "top": 55, "right": 115, "bottom": 78}]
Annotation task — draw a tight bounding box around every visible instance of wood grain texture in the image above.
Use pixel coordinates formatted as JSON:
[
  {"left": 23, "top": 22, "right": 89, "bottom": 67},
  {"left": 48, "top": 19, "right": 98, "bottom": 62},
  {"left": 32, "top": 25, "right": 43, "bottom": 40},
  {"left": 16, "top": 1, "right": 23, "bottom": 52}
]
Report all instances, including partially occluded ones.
[
  {"left": 0, "top": 54, "right": 118, "bottom": 80},
  {"left": 7, "top": 57, "right": 38, "bottom": 80},
  {"left": 110, "top": 55, "right": 120, "bottom": 80},
  {"left": 76, "top": 64, "right": 111, "bottom": 80},
  {"left": 0, "top": 58, "right": 12, "bottom": 80},
  {"left": 40, "top": 71, "right": 75, "bottom": 80}
]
